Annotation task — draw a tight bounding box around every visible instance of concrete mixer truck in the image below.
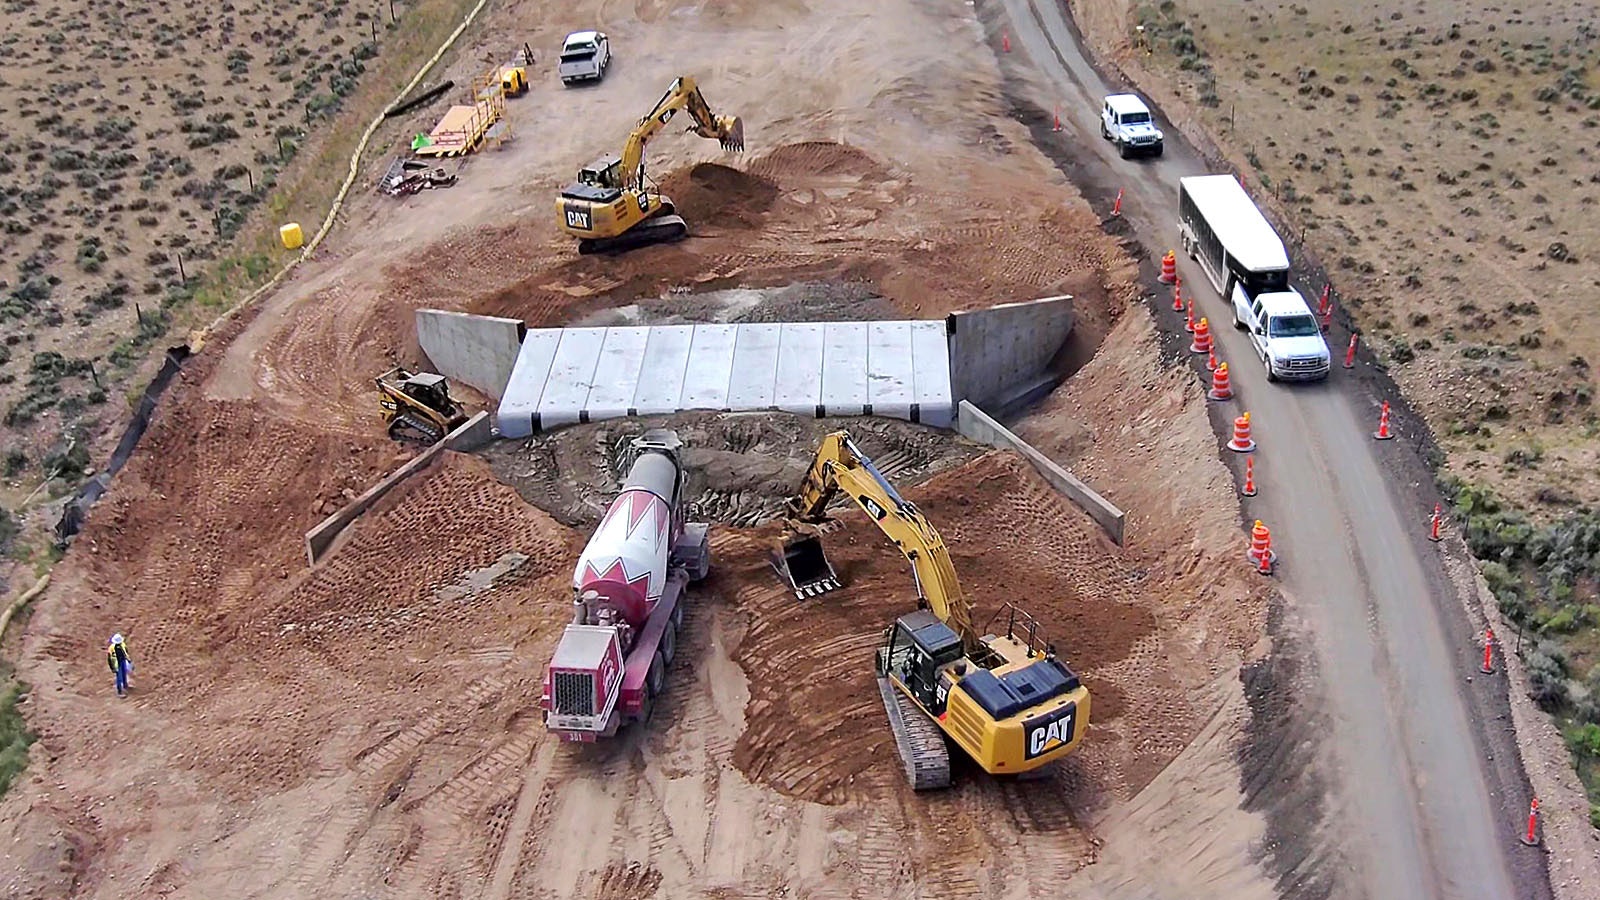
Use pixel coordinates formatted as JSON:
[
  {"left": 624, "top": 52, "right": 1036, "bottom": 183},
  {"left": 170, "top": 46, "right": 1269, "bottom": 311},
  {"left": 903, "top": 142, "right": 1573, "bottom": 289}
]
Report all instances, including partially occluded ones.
[{"left": 540, "top": 429, "right": 711, "bottom": 741}]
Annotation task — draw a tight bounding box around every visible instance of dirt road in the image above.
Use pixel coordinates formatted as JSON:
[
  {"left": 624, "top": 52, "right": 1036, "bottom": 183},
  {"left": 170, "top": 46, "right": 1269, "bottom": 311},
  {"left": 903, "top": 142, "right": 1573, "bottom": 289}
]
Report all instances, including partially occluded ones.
[{"left": 988, "top": 0, "right": 1547, "bottom": 897}]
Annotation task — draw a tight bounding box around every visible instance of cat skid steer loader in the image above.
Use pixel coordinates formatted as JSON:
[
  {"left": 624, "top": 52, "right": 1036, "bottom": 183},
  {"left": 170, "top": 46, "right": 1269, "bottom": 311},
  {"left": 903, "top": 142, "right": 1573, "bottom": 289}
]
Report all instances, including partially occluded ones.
[{"left": 376, "top": 367, "right": 467, "bottom": 445}]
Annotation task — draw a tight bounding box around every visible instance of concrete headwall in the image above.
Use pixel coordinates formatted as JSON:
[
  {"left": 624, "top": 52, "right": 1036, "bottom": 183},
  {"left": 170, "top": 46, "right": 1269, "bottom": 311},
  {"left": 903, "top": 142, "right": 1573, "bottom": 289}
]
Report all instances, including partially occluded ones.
[
  {"left": 417, "top": 309, "right": 525, "bottom": 400},
  {"left": 956, "top": 400, "right": 1126, "bottom": 545},
  {"left": 304, "top": 411, "right": 493, "bottom": 565},
  {"left": 946, "top": 295, "right": 1075, "bottom": 411}
]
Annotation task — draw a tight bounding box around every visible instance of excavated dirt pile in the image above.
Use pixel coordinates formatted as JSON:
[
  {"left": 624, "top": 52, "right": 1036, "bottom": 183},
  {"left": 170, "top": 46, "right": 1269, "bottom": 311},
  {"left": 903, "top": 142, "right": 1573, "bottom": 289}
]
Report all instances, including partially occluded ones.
[{"left": 657, "top": 162, "right": 780, "bottom": 228}]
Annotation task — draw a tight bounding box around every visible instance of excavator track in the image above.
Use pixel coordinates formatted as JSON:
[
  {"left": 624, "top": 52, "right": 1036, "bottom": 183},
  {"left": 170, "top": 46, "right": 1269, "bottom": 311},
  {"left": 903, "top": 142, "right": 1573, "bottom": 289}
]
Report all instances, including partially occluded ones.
[
  {"left": 388, "top": 413, "right": 444, "bottom": 446},
  {"left": 876, "top": 676, "right": 951, "bottom": 791},
  {"left": 578, "top": 215, "right": 689, "bottom": 255}
]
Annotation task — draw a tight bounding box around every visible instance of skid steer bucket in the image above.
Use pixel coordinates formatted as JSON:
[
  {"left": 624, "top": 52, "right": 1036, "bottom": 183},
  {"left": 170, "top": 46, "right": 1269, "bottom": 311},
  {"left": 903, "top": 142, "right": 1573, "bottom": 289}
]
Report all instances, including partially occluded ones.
[{"left": 771, "top": 534, "right": 841, "bottom": 599}]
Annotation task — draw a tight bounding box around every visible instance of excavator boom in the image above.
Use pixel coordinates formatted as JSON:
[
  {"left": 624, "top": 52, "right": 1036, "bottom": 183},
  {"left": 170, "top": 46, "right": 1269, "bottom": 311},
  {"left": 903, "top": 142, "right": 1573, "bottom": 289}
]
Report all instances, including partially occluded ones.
[{"left": 775, "top": 432, "right": 982, "bottom": 655}]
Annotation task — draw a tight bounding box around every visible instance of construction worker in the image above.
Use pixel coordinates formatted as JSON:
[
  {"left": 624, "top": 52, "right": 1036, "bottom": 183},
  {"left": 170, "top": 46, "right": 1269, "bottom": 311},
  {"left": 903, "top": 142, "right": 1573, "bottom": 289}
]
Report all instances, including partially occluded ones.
[{"left": 106, "top": 633, "right": 133, "bottom": 697}]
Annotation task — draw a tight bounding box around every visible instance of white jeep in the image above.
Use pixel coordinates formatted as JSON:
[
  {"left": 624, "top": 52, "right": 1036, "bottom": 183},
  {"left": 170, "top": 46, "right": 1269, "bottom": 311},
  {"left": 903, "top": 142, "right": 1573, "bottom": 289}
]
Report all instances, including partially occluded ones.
[
  {"left": 1100, "top": 93, "right": 1164, "bottom": 159},
  {"left": 1231, "top": 286, "right": 1331, "bottom": 382}
]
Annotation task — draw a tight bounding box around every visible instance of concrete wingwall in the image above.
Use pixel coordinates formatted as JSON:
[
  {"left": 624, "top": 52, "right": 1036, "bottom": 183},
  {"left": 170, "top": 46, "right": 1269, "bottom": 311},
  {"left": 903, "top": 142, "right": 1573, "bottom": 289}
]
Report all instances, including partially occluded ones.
[
  {"left": 417, "top": 309, "right": 525, "bottom": 401},
  {"left": 956, "top": 401, "right": 1126, "bottom": 545},
  {"left": 304, "top": 412, "right": 493, "bottom": 565},
  {"left": 946, "top": 295, "right": 1075, "bottom": 411}
]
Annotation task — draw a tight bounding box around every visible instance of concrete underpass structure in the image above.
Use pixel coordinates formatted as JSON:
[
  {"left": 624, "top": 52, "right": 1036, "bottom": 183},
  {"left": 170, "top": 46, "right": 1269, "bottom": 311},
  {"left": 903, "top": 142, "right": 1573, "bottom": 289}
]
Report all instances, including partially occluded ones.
[{"left": 416, "top": 294, "right": 1076, "bottom": 438}]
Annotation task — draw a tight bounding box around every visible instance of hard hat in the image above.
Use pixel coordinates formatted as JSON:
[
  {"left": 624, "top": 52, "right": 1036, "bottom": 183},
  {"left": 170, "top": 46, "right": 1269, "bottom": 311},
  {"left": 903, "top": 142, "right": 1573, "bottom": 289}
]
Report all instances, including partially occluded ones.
[{"left": 111, "top": 633, "right": 124, "bottom": 645}]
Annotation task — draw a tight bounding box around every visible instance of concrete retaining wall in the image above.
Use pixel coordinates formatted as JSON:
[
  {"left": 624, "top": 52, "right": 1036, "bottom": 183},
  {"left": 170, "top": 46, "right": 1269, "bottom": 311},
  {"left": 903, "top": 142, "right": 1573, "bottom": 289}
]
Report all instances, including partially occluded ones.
[
  {"left": 305, "top": 411, "right": 492, "bottom": 565},
  {"left": 955, "top": 400, "right": 1125, "bottom": 545},
  {"left": 417, "top": 309, "right": 525, "bottom": 400},
  {"left": 946, "top": 295, "right": 1075, "bottom": 411}
]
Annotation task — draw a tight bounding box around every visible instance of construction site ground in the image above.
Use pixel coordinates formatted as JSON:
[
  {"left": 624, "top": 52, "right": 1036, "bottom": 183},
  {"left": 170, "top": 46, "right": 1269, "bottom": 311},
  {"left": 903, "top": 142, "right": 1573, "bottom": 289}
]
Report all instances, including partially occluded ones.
[{"left": 0, "top": 0, "right": 1431, "bottom": 897}]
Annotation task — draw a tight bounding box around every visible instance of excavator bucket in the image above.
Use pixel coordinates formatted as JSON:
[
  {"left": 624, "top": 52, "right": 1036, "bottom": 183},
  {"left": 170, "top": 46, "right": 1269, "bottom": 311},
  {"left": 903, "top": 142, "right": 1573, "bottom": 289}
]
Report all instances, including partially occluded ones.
[
  {"left": 771, "top": 534, "right": 840, "bottom": 599},
  {"left": 720, "top": 116, "right": 745, "bottom": 153}
]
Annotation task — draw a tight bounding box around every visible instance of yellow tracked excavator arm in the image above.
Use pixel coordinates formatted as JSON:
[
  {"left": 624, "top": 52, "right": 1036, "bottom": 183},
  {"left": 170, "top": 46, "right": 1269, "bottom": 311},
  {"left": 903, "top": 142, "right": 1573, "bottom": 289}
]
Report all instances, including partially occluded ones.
[
  {"left": 774, "top": 430, "right": 1092, "bottom": 791},
  {"left": 555, "top": 75, "right": 745, "bottom": 255},
  {"left": 778, "top": 431, "right": 993, "bottom": 662}
]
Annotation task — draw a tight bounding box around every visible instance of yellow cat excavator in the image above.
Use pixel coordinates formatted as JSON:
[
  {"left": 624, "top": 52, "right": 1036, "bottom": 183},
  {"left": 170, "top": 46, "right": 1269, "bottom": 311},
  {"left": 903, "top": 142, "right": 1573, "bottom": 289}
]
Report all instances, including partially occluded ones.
[
  {"left": 555, "top": 75, "right": 744, "bottom": 255},
  {"left": 773, "top": 431, "right": 1092, "bottom": 791}
]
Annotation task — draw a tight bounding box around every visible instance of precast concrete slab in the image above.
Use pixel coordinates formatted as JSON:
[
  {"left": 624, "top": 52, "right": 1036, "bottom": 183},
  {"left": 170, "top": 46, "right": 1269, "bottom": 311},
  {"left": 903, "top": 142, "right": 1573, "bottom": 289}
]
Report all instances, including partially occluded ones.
[{"left": 495, "top": 320, "right": 955, "bottom": 436}]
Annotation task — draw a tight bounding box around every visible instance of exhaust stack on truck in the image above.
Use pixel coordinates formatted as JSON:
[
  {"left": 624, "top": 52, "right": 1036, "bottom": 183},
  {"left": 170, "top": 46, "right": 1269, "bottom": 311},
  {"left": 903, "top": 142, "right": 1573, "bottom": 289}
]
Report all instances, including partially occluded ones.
[{"left": 541, "top": 429, "right": 711, "bottom": 741}]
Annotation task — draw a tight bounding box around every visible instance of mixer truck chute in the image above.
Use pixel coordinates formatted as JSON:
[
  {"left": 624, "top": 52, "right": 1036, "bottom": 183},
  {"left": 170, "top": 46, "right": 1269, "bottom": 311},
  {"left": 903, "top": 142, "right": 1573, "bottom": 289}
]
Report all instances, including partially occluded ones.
[{"left": 541, "top": 429, "right": 711, "bottom": 741}]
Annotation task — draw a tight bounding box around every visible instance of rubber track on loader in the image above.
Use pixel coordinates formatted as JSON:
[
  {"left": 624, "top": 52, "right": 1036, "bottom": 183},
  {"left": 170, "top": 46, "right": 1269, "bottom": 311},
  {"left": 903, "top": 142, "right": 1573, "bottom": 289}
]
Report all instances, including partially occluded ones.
[
  {"left": 876, "top": 676, "right": 951, "bottom": 791},
  {"left": 390, "top": 413, "right": 444, "bottom": 445}
]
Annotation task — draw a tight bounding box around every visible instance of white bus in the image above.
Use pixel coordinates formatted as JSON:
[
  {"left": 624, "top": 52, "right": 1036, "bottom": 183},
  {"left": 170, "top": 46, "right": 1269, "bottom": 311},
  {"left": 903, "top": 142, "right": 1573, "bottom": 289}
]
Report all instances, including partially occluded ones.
[
  {"left": 1177, "top": 174, "right": 1291, "bottom": 299},
  {"left": 1177, "top": 174, "right": 1330, "bottom": 381}
]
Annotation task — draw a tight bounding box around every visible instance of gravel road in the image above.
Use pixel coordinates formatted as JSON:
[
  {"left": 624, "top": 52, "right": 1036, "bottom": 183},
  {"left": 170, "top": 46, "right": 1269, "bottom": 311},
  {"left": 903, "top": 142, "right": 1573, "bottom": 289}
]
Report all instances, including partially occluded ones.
[{"left": 988, "top": 0, "right": 1551, "bottom": 896}]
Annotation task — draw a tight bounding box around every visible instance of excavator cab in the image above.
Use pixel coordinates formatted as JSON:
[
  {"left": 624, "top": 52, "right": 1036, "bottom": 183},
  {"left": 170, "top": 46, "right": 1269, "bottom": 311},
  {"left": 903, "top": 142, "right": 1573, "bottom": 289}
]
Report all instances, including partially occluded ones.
[
  {"left": 576, "top": 155, "right": 625, "bottom": 192},
  {"left": 772, "top": 531, "right": 840, "bottom": 599}
]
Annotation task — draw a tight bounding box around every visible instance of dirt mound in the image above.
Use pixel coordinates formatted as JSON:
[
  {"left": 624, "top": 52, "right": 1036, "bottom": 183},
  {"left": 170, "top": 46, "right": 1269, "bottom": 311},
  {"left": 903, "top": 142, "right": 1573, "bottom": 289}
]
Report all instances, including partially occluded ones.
[
  {"left": 750, "top": 140, "right": 882, "bottom": 179},
  {"left": 726, "top": 450, "right": 1158, "bottom": 805},
  {"left": 658, "top": 162, "right": 779, "bottom": 229}
]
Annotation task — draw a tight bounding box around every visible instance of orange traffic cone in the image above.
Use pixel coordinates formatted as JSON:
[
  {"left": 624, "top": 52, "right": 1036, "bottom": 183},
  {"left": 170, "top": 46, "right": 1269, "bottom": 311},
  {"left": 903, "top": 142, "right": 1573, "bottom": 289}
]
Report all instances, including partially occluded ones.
[
  {"left": 1111, "top": 188, "right": 1124, "bottom": 216},
  {"left": 1227, "top": 412, "right": 1256, "bottom": 452},
  {"left": 1206, "top": 347, "right": 1219, "bottom": 372},
  {"left": 1207, "top": 362, "right": 1233, "bottom": 401},
  {"left": 1248, "top": 520, "right": 1276, "bottom": 572},
  {"left": 1003, "top": 32, "right": 1011, "bottom": 53},
  {"left": 1374, "top": 400, "right": 1396, "bottom": 441},
  {"left": 1184, "top": 296, "right": 1196, "bottom": 333},
  {"left": 1158, "top": 251, "right": 1177, "bottom": 284},
  {"left": 1052, "top": 107, "right": 1062, "bottom": 132},
  {"left": 1241, "top": 455, "right": 1257, "bottom": 496},
  {"left": 1190, "top": 317, "right": 1214, "bottom": 354},
  {"left": 1172, "top": 283, "right": 1184, "bottom": 312}
]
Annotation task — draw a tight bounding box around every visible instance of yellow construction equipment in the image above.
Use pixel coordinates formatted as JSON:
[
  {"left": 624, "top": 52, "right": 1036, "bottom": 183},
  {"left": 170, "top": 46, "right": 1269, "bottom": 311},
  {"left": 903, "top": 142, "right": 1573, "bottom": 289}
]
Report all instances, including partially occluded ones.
[
  {"left": 555, "top": 75, "right": 744, "bottom": 255},
  {"left": 773, "top": 431, "right": 1091, "bottom": 791},
  {"left": 376, "top": 367, "right": 467, "bottom": 445},
  {"left": 498, "top": 43, "right": 533, "bottom": 97}
]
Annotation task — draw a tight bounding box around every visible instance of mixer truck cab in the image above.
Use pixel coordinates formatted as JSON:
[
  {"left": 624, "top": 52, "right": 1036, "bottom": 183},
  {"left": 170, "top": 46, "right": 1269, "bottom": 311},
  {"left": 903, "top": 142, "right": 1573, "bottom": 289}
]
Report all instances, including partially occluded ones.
[{"left": 541, "top": 430, "right": 711, "bottom": 741}]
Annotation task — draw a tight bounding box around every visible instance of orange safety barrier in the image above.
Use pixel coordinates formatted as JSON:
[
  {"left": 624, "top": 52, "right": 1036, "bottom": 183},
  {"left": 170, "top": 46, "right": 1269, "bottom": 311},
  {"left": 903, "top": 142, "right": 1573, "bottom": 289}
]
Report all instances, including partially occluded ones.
[
  {"left": 1189, "top": 317, "right": 1213, "bottom": 354},
  {"left": 1158, "top": 250, "right": 1177, "bottom": 284},
  {"left": 1248, "top": 520, "right": 1276, "bottom": 573},
  {"left": 1207, "top": 362, "right": 1233, "bottom": 401},
  {"left": 1227, "top": 411, "right": 1256, "bottom": 452}
]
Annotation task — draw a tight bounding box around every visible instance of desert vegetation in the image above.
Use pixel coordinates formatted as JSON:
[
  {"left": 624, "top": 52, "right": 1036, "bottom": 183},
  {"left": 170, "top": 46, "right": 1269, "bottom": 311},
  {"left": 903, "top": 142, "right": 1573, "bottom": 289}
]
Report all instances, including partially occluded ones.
[
  {"left": 1128, "top": 0, "right": 1600, "bottom": 826},
  {"left": 0, "top": 0, "right": 474, "bottom": 566}
]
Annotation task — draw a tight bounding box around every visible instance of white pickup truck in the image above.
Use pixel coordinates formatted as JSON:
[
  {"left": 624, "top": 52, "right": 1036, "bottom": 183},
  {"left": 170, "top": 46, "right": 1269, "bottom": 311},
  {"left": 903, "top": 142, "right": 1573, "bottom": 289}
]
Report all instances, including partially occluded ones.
[
  {"left": 1231, "top": 285, "right": 1331, "bottom": 382},
  {"left": 558, "top": 31, "right": 611, "bottom": 85}
]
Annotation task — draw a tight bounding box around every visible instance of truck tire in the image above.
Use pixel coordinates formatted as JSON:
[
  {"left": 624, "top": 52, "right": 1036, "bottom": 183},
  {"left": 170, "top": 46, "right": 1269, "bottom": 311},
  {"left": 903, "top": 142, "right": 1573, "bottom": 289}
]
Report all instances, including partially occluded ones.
[
  {"left": 671, "top": 597, "right": 685, "bottom": 631},
  {"left": 661, "top": 622, "right": 677, "bottom": 666},
  {"left": 1153, "top": 143, "right": 1164, "bottom": 158},
  {"left": 1233, "top": 307, "right": 1246, "bottom": 330},
  {"left": 1264, "top": 355, "right": 1279, "bottom": 383},
  {"left": 647, "top": 650, "right": 666, "bottom": 697},
  {"left": 1100, "top": 120, "right": 1110, "bottom": 140},
  {"left": 1119, "top": 141, "right": 1131, "bottom": 159}
]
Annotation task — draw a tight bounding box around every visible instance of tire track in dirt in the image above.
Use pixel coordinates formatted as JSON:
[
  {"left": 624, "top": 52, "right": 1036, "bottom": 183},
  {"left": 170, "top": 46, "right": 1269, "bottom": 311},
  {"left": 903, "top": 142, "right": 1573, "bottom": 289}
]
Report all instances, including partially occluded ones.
[{"left": 483, "top": 740, "right": 557, "bottom": 900}]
